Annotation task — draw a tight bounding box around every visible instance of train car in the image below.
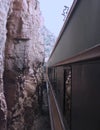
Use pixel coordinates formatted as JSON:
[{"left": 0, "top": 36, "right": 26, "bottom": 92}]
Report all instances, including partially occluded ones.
[{"left": 47, "top": 0, "right": 100, "bottom": 130}]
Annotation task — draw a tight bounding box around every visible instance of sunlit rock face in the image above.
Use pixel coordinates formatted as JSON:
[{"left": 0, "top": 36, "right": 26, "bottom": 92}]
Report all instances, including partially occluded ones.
[
  {"left": 0, "top": 0, "right": 11, "bottom": 129},
  {"left": 3, "top": 0, "right": 44, "bottom": 129}
]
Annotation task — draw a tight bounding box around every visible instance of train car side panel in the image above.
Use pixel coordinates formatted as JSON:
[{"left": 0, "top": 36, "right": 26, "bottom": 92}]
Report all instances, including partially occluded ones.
[{"left": 71, "top": 60, "right": 100, "bottom": 130}]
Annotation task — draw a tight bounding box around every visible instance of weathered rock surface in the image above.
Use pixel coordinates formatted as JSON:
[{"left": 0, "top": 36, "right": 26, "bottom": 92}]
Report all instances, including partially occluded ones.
[
  {"left": 0, "top": 0, "right": 45, "bottom": 130},
  {"left": 0, "top": 0, "right": 11, "bottom": 129}
]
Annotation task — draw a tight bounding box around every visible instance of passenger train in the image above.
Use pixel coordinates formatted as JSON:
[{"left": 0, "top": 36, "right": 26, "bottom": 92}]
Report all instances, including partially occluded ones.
[{"left": 46, "top": 0, "right": 100, "bottom": 130}]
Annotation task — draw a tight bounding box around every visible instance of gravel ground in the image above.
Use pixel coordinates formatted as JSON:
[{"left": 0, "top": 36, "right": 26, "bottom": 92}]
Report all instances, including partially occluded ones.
[
  {"left": 32, "top": 110, "right": 51, "bottom": 130},
  {"left": 32, "top": 87, "right": 51, "bottom": 130}
]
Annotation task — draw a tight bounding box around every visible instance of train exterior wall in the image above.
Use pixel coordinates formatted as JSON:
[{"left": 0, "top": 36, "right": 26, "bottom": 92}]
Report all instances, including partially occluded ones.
[
  {"left": 47, "top": 0, "right": 100, "bottom": 130},
  {"left": 71, "top": 60, "right": 100, "bottom": 130},
  {"left": 48, "top": 59, "right": 100, "bottom": 130}
]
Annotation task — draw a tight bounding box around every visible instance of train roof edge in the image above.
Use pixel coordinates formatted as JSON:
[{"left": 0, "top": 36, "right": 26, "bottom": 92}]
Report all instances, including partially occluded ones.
[{"left": 48, "top": 0, "right": 78, "bottom": 62}]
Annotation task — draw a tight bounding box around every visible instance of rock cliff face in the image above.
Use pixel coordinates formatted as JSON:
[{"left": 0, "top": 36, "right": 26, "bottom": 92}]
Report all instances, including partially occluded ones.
[
  {"left": 0, "top": 1, "right": 11, "bottom": 129},
  {"left": 0, "top": 0, "right": 45, "bottom": 129}
]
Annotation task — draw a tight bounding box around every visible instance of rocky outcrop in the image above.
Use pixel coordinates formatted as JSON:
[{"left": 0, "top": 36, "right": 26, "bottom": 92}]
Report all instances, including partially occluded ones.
[
  {"left": 0, "top": 1, "right": 11, "bottom": 129},
  {"left": 0, "top": 0, "right": 45, "bottom": 129}
]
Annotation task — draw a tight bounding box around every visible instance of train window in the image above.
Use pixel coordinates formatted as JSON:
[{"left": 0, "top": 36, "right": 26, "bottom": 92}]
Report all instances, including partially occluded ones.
[
  {"left": 48, "top": 68, "right": 52, "bottom": 81},
  {"left": 63, "top": 66, "right": 72, "bottom": 129},
  {"left": 48, "top": 67, "right": 57, "bottom": 90},
  {"left": 55, "top": 66, "right": 64, "bottom": 110},
  {"left": 53, "top": 68, "right": 57, "bottom": 93}
]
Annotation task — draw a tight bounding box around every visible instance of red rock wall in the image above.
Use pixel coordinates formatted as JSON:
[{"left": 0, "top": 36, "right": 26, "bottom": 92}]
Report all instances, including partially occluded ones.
[{"left": 0, "top": 0, "right": 45, "bottom": 129}]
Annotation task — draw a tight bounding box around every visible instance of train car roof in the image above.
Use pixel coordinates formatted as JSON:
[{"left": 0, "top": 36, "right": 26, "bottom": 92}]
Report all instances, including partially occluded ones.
[
  {"left": 47, "top": 0, "right": 100, "bottom": 67},
  {"left": 48, "top": 0, "right": 78, "bottom": 62}
]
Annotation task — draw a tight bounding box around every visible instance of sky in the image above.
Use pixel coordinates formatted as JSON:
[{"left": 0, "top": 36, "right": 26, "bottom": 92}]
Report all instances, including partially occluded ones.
[{"left": 39, "top": 0, "right": 74, "bottom": 37}]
